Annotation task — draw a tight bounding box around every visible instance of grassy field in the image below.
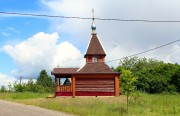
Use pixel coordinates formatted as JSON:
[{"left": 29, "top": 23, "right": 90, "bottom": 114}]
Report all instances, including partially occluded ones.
[{"left": 0, "top": 92, "right": 180, "bottom": 116}]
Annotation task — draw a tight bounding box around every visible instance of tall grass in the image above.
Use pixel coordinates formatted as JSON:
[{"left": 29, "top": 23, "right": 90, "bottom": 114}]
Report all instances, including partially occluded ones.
[
  {"left": 128, "top": 93, "right": 180, "bottom": 116},
  {"left": 0, "top": 92, "right": 179, "bottom": 116},
  {"left": 0, "top": 92, "right": 50, "bottom": 99}
]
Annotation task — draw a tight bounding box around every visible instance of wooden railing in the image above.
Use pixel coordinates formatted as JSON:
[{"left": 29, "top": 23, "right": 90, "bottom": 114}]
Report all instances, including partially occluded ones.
[{"left": 55, "top": 85, "right": 71, "bottom": 92}]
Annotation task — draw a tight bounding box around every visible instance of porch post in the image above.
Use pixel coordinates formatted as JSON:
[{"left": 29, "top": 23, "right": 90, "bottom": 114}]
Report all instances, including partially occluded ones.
[
  {"left": 59, "top": 78, "right": 61, "bottom": 85},
  {"left": 54, "top": 77, "right": 58, "bottom": 96},
  {"left": 72, "top": 76, "right": 75, "bottom": 98},
  {"left": 115, "top": 76, "right": 120, "bottom": 97}
]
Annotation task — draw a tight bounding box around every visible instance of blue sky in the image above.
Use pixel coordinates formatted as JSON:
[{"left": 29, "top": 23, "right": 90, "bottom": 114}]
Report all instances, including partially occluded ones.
[
  {"left": 0, "top": 0, "right": 180, "bottom": 86},
  {"left": 0, "top": 1, "right": 50, "bottom": 75}
]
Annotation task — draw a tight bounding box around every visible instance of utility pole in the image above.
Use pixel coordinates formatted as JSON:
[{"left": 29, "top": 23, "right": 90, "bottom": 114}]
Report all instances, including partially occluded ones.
[{"left": 20, "top": 76, "right": 22, "bottom": 84}]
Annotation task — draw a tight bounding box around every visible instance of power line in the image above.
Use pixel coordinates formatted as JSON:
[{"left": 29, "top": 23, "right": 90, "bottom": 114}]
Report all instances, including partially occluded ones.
[
  {"left": 159, "top": 47, "right": 180, "bottom": 60},
  {"left": 78, "top": 38, "right": 180, "bottom": 73},
  {"left": 106, "top": 38, "right": 180, "bottom": 63},
  {"left": 0, "top": 11, "right": 91, "bottom": 19},
  {"left": 1, "top": 11, "right": 180, "bottom": 23}
]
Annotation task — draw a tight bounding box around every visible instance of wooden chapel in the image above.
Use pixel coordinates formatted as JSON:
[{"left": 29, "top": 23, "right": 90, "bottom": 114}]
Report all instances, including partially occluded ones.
[{"left": 51, "top": 11, "right": 121, "bottom": 97}]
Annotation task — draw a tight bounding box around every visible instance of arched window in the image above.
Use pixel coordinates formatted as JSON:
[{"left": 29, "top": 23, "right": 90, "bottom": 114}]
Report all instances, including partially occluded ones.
[{"left": 92, "top": 56, "right": 98, "bottom": 62}]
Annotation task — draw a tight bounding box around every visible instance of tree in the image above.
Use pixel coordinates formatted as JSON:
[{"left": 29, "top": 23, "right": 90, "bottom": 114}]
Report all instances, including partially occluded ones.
[
  {"left": 119, "top": 57, "right": 180, "bottom": 93},
  {"left": 36, "top": 69, "right": 53, "bottom": 92},
  {"left": 171, "top": 66, "right": 180, "bottom": 93},
  {"left": 8, "top": 83, "right": 13, "bottom": 92},
  {"left": 13, "top": 81, "right": 25, "bottom": 92},
  {"left": 120, "top": 56, "right": 158, "bottom": 73},
  {"left": 25, "top": 78, "right": 36, "bottom": 92},
  {"left": 0, "top": 85, "right": 6, "bottom": 93},
  {"left": 120, "top": 68, "right": 138, "bottom": 113},
  {"left": 136, "top": 62, "right": 179, "bottom": 93}
]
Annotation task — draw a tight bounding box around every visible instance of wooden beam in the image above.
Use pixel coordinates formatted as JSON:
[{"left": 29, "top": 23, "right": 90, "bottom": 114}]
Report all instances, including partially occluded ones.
[
  {"left": 71, "top": 77, "right": 73, "bottom": 92},
  {"left": 54, "top": 78, "right": 58, "bottom": 96},
  {"left": 75, "top": 74, "right": 115, "bottom": 78},
  {"left": 59, "top": 78, "right": 61, "bottom": 85},
  {"left": 115, "top": 76, "right": 120, "bottom": 97},
  {"left": 72, "top": 76, "right": 75, "bottom": 98}
]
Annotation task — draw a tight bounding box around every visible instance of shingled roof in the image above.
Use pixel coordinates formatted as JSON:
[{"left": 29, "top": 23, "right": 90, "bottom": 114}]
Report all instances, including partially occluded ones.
[
  {"left": 77, "top": 62, "right": 114, "bottom": 73},
  {"left": 52, "top": 68, "right": 79, "bottom": 75},
  {"left": 51, "top": 62, "right": 118, "bottom": 75},
  {"left": 84, "top": 34, "right": 106, "bottom": 57}
]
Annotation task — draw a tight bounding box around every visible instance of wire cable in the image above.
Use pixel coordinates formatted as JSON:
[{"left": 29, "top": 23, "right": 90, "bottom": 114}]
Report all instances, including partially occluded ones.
[
  {"left": 105, "top": 38, "right": 180, "bottom": 63},
  {"left": 78, "top": 38, "right": 180, "bottom": 73},
  {"left": 1, "top": 11, "right": 180, "bottom": 22}
]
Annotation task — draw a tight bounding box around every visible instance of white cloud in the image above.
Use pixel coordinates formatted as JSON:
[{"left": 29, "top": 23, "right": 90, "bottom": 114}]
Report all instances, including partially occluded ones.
[
  {"left": 41, "top": 0, "right": 180, "bottom": 65},
  {"left": 1, "top": 32, "right": 10, "bottom": 37},
  {"left": 6, "top": 27, "right": 20, "bottom": 33},
  {"left": 163, "top": 44, "right": 180, "bottom": 63},
  {"left": 53, "top": 41, "right": 84, "bottom": 67},
  {"left": 0, "top": 73, "right": 16, "bottom": 88},
  {"left": 3, "top": 32, "right": 84, "bottom": 78},
  {"left": 0, "top": 73, "right": 37, "bottom": 89}
]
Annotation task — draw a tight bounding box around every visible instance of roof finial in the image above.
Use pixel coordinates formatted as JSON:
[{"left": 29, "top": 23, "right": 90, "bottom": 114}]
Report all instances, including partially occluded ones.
[
  {"left": 92, "top": 8, "right": 95, "bottom": 20},
  {"left": 91, "top": 8, "right": 96, "bottom": 35}
]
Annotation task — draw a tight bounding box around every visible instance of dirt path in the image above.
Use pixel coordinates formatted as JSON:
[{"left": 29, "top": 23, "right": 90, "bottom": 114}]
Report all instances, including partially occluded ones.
[{"left": 0, "top": 100, "right": 75, "bottom": 116}]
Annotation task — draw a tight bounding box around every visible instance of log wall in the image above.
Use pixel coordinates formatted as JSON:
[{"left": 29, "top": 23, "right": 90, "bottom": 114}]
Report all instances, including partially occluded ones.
[{"left": 75, "top": 78, "right": 115, "bottom": 92}]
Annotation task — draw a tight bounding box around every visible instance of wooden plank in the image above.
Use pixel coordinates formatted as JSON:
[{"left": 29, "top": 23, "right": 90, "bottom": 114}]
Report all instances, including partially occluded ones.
[
  {"left": 115, "top": 76, "right": 120, "bottom": 97},
  {"left": 75, "top": 89, "right": 114, "bottom": 92},
  {"left": 75, "top": 92, "right": 115, "bottom": 96},
  {"left": 75, "top": 78, "right": 115, "bottom": 93},
  {"left": 76, "top": 78, "right": 114, "bottom": 81},
  {"left": 75, "top": 84, "right": 115, "bottom": 88},
  {"left": 55, "top": 92, "right": 72, "bottom": 96},
  {"left": 75, "top": 88, "right": 114, "bottom": 91},
  {"left": 75, "top": 75, "right": 116, "bottom": 78},
  {"left": 76, "top": 78, "right": 114, "bottom": 85},
  {"left": 75, "top": 82, "right": 114, "bottom": 85},
  {"left": 72, "top": 76, "right": 75, "bottom": 97}
]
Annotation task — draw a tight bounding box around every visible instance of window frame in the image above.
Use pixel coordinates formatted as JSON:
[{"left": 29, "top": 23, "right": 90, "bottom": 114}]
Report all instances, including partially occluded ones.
[{"left": 92, "top": 56, "right": 98, "bottom": 62}]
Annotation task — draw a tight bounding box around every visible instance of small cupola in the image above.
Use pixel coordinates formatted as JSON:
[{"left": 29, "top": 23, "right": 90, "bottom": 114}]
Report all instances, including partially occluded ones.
[{"left": 84, "top": 9, "right": 106, "bottom": 63}]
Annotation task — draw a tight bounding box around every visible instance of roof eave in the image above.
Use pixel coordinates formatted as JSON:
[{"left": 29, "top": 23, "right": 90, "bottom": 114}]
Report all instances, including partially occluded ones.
[
  {"left": 84, "top": 54, "right": 106, "bottom": 58},
  {"left": 52, "top": 72, "right": 121, "bottom": 75},
  {"left": 75, "top": 72, "right": 121, "bottom": 75}
]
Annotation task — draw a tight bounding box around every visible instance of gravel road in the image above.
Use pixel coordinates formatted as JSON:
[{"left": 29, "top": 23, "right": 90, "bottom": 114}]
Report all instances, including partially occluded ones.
[{"left": 0, "top": 100, "right": 75, "bottom": 116}]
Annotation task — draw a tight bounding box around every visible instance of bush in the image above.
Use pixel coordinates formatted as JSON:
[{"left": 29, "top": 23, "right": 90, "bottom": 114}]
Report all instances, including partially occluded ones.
[{"left": 0, "top": 85, "right": 6, "bottom": 93}]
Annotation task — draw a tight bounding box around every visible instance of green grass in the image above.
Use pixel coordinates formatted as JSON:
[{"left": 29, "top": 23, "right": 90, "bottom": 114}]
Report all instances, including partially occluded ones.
[
  {"left": 0, "top": 92, "right": 180, "bottom": 116},
  {"left": 0, "top": 92, "right": 50, "bottom": 99}
]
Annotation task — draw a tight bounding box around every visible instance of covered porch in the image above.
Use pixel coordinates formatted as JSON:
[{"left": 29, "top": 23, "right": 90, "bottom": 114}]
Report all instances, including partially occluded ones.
[
  {"left": 54, "top": 75, "right": 75, "bottom": 97},
  {"left": 52, "top": 68, "right": 78, "bottom": 97}
]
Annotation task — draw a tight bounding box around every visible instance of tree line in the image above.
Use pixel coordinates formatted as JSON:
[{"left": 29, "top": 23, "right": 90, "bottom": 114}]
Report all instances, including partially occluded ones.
[
  {"left": 0, "top": 69, "right": 53, "bottom": 93},
  {"left": 1, "top": 57, "right": 180, "bottom": 94},
  {"left": 113, "top": 57, "right": 180, "bottom": 94}
]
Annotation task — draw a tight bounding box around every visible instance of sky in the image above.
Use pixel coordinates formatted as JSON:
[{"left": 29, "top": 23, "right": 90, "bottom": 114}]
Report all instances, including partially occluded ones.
[{"left": 0, "top": 0, "right": 180, "bottom": 87}]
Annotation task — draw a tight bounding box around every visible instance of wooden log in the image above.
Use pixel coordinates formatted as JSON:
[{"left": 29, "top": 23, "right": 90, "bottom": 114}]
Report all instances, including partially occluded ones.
[
  {"left": 72, "top": 76, "right": 75, "bottom": 97},
  {"left": 115, "top": 76, "right": 120, "bottom": 97}
]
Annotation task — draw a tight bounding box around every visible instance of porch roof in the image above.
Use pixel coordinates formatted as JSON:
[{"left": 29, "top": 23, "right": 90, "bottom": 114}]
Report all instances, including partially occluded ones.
[{"left": 52, "top": 68, "right": 79, "bottom": 75}]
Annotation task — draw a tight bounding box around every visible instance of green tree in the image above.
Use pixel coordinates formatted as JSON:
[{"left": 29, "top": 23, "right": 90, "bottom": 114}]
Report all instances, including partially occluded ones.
[
  {"left": 13, "top": 81, "right": 25, "bottom": 92},
  {"left": 25, "top": 78, "right": 36, "bottom": 92},
  {"left": 120, "top": 68, "right": 138, "bottom": 113},
  {"left": 119, "top": 57, "right": 180, "bottom": 93},
  {"left": 36, "top": 69, "right": 53, "bottom": 92},
  {"left": 120, "top": 57, "right": 158, "bottom": 73},
  {"left": 8, "top": 83, "right": 13, "bottom": 92},
  {"left": 137, "top": 62, "right": 179, "bottom": 93},
  {"left": 0, "top": 85, "right": 6, "bottom": 93},
  {"left": 171, "top": 66, "right": 180, "bottom": 93}
]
